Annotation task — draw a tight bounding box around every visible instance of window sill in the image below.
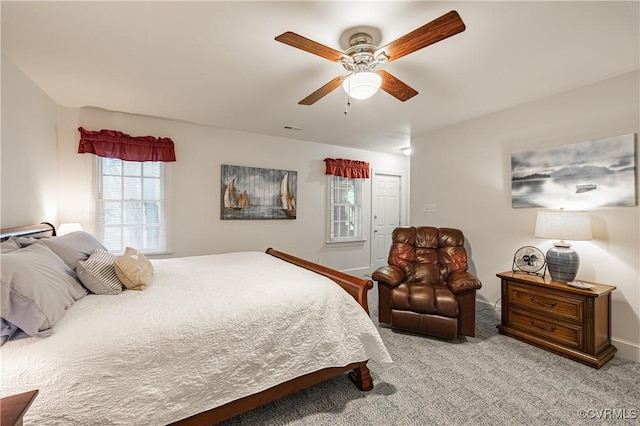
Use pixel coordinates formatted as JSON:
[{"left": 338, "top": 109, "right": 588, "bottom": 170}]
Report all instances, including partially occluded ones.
[
  {"left": 144, "top": 250, "right": 173, "bottom": 256},
  {"left": 325, "top": 239, "right": 367, "bottom": 246},
  {"left": 111, "top": 249, "right": 172, "bottom": 256}
]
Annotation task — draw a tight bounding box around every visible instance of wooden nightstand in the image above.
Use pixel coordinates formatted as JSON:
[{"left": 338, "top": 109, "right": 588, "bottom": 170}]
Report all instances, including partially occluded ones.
[
  {"left": 497, "top": 271, "right": 616, "bottom": 369},
  {"left": 1, "top": 390, "right": 38, "bottom": 426}
]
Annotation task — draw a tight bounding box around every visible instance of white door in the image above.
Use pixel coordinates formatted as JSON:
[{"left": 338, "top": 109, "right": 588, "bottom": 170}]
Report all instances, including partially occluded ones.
[{"left": 372, "top": 173, "right": 401, "bottom": 271}]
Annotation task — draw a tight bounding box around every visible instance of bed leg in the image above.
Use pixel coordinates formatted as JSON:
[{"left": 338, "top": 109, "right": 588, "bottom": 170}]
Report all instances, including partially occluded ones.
[{"left": 348, "top": 363, "right": 373, "bottom": 391}]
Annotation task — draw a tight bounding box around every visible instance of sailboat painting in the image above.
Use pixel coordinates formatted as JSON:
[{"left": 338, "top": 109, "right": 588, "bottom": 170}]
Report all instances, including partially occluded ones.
[
  {"left": 221, "top": 164, "right": 297, "bottom": 220},
  {"left": 279, "top": 172, "right": 296, "bottom": 218},
  {"left": 511, "top": 133, "right": 636, "bottom": 209}
]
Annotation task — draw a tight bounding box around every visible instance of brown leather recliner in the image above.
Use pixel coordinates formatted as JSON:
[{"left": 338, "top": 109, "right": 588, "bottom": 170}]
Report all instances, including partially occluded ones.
[{"left": 372, "top": 226, "right": 482, "bottom": 339}]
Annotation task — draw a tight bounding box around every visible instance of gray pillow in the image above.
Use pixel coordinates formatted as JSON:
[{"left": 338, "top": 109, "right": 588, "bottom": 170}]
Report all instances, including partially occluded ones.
[
  {"left": 40, "top": 231, "right": 106, "bottom": 270},
  {"left": 12, "top": 236, "right": 38, "bottom": 247},
  {"left": 0, "top": 318, "right": 29, "bottom": 345},
  {"left": 77, "top": 249, "right": 123, "bottom": 295},
  {"left": 0, "top": 242, "right": 88, "bottom": 338},
  {"left": 1, "top": 318, "right": 21, "bottom": 344},
  {"left": 0, "top": 239, "right": 20, "bottom": 253}
]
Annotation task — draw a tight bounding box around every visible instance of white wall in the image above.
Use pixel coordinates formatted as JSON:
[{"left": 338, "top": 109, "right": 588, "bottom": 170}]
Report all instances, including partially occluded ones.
[
  {"left": 410, "top": 70, "right": 640, "bottom": 362},
  {"left": 55, "top": 107, "right": 409, "bottom": 275},
  {"left": 1, "top": 56, "right": 59, "bottom": 227},
  {"left": 2, "top": 54, "right": 409, "bottom": 275},
  {"left": 4, "top": 50, "right": 637, "bottom": 361}
]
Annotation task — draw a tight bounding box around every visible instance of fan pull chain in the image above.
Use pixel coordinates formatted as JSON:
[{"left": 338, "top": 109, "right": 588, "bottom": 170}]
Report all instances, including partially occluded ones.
[{"left": 344, "top": 97, "right": 351, "bottom": 115}]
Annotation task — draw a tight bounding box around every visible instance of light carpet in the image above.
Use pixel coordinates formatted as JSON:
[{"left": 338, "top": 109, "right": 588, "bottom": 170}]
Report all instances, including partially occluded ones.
[{"left": 221, "top": 287, "right": 640, "bottom": 425}]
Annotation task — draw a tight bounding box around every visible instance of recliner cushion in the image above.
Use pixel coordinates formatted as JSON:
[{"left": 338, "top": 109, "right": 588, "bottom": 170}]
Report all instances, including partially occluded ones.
[
  {"left": 438, "top": 228, "right": 464, "bottom": 247},
  {"left": 415, "top": 227, "right": 438, "bottom": 248},
  {"left": 392, "top": 227, "right": 416, "bottom": 246},
  {"left": 439, "top": 245, "right": 468, "bottom": 276},
  {"left": 413, "top": 259, "right": 439, "bottom": 285},
  {"left": 390, "top": 282, "right": 458, "bottom": 318},
  {"left": 434, "top": 285, "right": 459, "bottom": 317},
  {"left": 391, "top": 310, "right": 458, "bottom": 340},
  {"left": 388, "top": 242, "right": 415, "bottom": 277},
  {"left": 390, "top": 282, "right": 413, "bottom": 311}
]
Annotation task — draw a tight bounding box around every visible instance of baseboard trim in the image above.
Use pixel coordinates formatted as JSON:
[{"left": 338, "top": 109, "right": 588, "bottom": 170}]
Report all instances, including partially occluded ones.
[
  {"left": 477, "top": 299, "right": 501, "bottom": 311},
  {"left": 612, "top": 337, "right": 640, "bottom": 363},
  {"left": 342, "top": 266, "right": 371, "bottom": 278}
]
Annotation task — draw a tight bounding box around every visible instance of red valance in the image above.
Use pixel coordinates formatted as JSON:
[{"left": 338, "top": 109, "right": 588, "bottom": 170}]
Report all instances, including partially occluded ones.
[
  {"left": 324, "top": 158, "right": 370, "bottom": 179},
  {"left": 77, "top": 127, "right": 176, "bottom": 162}
]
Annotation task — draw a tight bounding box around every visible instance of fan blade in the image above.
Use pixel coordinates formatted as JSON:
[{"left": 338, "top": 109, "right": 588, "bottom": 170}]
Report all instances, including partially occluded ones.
[
  {"left": 298, "top": 76, "right": 343, "bottom": 105},
  {"left": 376, "top": 10, "right": 465, "bottom": 63},
  {"left": 378, "top": 70, "right": 418, "bottom": 102},
  {"left": 275, "top": 32, "right": 346, "bottom": 62}
]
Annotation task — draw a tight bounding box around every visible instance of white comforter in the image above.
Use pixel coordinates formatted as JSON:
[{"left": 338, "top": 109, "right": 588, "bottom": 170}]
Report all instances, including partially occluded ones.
[{"left": 1, "top": 251, "right": 391, "bottom": 425}]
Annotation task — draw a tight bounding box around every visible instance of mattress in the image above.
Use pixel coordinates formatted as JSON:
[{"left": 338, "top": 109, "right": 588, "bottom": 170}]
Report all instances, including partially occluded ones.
[{"left": 0, "top": 251, "right": 391, "bottom": 425}]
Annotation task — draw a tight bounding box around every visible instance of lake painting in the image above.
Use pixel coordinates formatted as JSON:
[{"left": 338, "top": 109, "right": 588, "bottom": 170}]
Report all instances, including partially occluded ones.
[{"left": 511, "top": 134, "right": 636, "bottom": 209}]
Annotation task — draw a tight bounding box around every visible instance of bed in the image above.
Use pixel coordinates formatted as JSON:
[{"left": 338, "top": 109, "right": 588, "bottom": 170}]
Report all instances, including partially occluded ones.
[{"left": 0, "top": 223, "right": 391, "bottom": 425}]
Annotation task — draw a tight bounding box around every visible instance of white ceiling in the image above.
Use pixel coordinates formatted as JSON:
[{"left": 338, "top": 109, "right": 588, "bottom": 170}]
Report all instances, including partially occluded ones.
[{"left": 2, "top": 1, "right": 638, "bottom": 155}]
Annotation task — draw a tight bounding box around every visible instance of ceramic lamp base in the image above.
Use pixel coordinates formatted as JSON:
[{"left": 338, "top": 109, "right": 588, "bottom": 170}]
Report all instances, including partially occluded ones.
[{"left": 546, "top": 246, "right": 580, "bottom": 282}]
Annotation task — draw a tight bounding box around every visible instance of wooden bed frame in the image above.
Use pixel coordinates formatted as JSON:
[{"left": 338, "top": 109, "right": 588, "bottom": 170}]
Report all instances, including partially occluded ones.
[
  {"left": 0, "top": 224, "right": 376, "bottom": 425},
  {"left": 0, "top": 222, "right": 56, "bottom": 240}
]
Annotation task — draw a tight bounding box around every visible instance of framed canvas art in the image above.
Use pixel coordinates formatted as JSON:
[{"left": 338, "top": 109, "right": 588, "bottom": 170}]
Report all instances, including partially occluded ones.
[
  {"left": 511, "top": 134, "right": 636, "bottom": 209},
  {"left": 221, "top": 164, "right": 297, "bottom": 220}
]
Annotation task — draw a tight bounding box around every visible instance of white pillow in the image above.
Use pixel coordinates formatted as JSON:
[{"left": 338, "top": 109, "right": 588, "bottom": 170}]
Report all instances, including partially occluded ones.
[{"left": 77, "top": 249, "right": 123, "bottom": 295}]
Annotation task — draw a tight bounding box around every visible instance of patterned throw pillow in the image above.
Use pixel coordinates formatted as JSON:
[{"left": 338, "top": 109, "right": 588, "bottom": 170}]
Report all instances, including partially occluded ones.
[
  {"left": 77, "top": 249, "right": 123, "bottom": 295},
  {"left": 114, "top": 247, "right": 153, "bottom": 291}
]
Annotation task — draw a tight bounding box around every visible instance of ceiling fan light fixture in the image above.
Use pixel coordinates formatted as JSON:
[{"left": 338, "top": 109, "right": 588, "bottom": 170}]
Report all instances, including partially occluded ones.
[{"left": 342, "top": 71, "right": 382, "bottom": 100}]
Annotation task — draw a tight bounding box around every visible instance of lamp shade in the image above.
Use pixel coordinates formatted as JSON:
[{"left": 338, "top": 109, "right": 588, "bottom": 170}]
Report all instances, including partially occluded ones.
[
  {"left": 342, "top": 71, "right": 382, "bottom": 100},
  {"left": 534, "top": 210, "right": 592, "bottom": 282},
  {"left": 534, "top": 210, "right": 592, "bottom": 243},
  {"left": 58, "top": 222, "right": 83, "bottom": 236}
]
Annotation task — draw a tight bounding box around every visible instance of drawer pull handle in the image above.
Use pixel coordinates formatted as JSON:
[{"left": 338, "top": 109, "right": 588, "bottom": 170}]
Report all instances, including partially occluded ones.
[
  {"left": 530, "top": 319, "right": 556, "bottom": 332},
  {"left": 529, "top": 296, "right": 556, "bottom": 308}
]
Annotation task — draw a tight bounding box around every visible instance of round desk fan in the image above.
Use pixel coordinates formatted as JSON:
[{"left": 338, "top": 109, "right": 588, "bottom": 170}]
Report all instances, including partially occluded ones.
[{"left": 512, "top": 246, "right": 546, "bottom": 277}]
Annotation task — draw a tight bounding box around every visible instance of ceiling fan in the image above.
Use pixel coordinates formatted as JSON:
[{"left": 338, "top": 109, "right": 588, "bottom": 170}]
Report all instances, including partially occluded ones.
[{"left": 275, "top": 10, "right": 466, "bottom": 105}]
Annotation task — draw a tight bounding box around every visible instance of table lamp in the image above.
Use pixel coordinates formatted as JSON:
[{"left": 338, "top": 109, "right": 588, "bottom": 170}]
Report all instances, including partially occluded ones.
[
  {"left": 534, "top": 209, "right": 592, "bottom": 282},
  {"left": 57, "top": 223, "right": 83, "bottom": 236}
]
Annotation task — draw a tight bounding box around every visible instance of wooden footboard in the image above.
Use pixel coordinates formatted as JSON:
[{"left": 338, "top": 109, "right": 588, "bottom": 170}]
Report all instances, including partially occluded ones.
[
  {"left": 172, "top": 360, "right": 371, "bottom": 425},
  {"left": 172, "top": 249, "right": 375, "bottom": 425}
]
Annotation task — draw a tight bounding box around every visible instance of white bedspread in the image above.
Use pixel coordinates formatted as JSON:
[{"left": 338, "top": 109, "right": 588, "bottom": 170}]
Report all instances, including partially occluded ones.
[{"left": 0, "top": 251, "right": 391, "bottom": 425}]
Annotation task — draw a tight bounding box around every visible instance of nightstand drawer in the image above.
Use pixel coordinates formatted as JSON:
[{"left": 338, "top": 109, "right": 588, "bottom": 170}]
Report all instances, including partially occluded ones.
[
  {"left": 497, "top": 272, "right": 616, "bottom": 369},
  {"left": 508, "top": 285, "right": 584, "bottom": 322},
  {"left": 509, "top": 308, "right": 583, "bottom": 349}
]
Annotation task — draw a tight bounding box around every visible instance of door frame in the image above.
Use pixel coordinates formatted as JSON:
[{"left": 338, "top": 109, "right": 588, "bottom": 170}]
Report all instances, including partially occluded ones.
[{"left": 369, "top": 169, "right": 409, "bottom": 273}]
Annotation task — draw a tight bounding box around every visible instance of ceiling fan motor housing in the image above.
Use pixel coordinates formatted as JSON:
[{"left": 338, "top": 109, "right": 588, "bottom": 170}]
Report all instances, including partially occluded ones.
[
  {"left": 341, "top": 32, "right": 388, "bottom": 73},
  {"left": 348, "top": 32, "right": 373, "bottom": 47}
]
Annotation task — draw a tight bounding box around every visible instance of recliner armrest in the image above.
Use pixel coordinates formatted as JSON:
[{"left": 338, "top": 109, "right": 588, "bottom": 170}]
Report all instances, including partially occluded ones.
[
  {"left": 447, "top": 270, "right": 482, "bottom": 294},
  {"left": 372, "top": 265, "right": 404, "bottom": 287}
]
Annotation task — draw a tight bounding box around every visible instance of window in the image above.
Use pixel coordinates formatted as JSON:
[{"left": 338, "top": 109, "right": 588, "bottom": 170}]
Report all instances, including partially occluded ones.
[
  {"left": 96, "top": 157, "right": 167, "bottom": 253},
  {"left": 327, "top": 175, "right": 363, "bottom": 242}
]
